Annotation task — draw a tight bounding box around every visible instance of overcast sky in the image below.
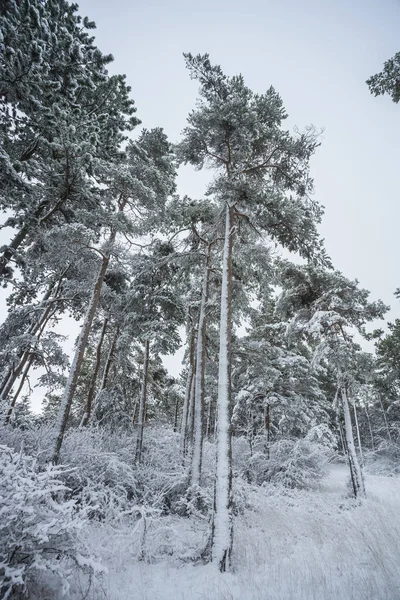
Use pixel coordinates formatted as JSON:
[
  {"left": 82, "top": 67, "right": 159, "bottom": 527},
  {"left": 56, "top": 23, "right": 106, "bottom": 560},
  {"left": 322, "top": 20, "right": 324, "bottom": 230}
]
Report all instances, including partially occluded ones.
[{"left": 74, "top": 0, "right": 400, "bottom": 319}]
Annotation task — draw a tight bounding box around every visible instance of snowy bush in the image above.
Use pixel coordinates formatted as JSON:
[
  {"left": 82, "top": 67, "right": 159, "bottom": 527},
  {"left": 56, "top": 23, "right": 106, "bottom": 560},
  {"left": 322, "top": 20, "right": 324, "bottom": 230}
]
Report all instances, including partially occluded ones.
[
  {"left": 366, "top": 439, "right": 400, "bottom": 476},
  {"left": 265, "top": 438, "right": 331, "bottom": 488},
  {"left": 0, "top": 424, "right": 140, "bottom": 522},
  {"left": 235, "top": 435, "right": 331, "bottom": 489},
  {"left": 174, "top": 484, "right": 212, "bottom": 518},
  {"left": 59, "top": 428, "right": 139, "bottom": 522},
  {"left": 0, "top": 445, "right": 100, "bottom": 599},
  {"left": 134, "top": 426, "right": 188, "bottom": 512}
]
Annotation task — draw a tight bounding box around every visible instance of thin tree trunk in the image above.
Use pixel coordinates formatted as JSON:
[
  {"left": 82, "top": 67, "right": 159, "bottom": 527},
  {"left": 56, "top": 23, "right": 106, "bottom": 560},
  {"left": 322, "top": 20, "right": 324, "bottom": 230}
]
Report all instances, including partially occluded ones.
[
  {"left": 342, "top": 386, "right": 366, "bottom": 498},
  {"left": 135, "top": 340, "right": 150, "bottom": 464},
  {"left": 90, "top": 326, "right": 119, "bottom": 423},
  {"left": 52, "top": 246, "right": 114, "bottom": 464},
  {"left": 212, "top": 204, "right": 234, "bottom": 572},
  {"left": 132, "top": 400, "right": 138, "bottom": 425},
  {"left": 180, "top": 329, "right": 195, "bottom": 455},
  {"left": 173, "top": 396, "right": 180, "bottom": 432},
  {"left": 338, "top": 417, "right": 347, "bottom": 456},
  {"left": 4, "top": 353, "right": 34, "bottom": 425},
  {"left": 191, "top": 250, "right": 211, "bottom": 487},
  {"left": 353, "top": 402, "right": 364, "bottom": 465},
  {"left": 100, "top": 327, "right": 118, "bottom": 392},
  {"left": 378, "top": 393, "right": 391, "bottom": 442},
  {"left": 265, "top": 403, "right": 270, "bottom": 460},
  {"left": 365, "top": 405, "right": 375, "bottom": 451},
  {"left": 80, "top": 317, "right": 108, "bottom": 427},
  {"left": 0, "top": 280, "right": 58, "bottom": 401},
  {"left": 187, "top": 368, "right": 196, "bottom": 446},
  {"left": 205, "top": 397, "right": 212, "bottom": 440}
]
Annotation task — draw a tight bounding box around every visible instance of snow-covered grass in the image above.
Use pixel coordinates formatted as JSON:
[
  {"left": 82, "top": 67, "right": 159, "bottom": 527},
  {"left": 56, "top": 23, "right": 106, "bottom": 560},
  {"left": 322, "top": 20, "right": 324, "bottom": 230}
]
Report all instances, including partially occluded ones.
[
  {"left": 82, "top": 464, "right": 400, "bottom": 600},
  {"left": 2, "top": 425, "right": 400, "bottom": 600}
]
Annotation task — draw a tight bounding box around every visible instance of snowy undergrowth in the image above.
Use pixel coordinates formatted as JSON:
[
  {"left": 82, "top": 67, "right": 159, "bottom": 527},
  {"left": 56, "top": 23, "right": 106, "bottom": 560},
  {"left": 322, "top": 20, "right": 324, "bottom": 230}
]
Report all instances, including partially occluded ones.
[
  {"left": 2, "top": 425, "right": 400, "bottom": 599},
  {"left": 84, "top": 465, "right": 400, "bottom": 600}
]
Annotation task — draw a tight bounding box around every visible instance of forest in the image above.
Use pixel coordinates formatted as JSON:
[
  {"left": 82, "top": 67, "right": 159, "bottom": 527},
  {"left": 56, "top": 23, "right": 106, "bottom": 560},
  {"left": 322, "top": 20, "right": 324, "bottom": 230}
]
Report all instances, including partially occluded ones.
[{"left": 1, "top": 1, "right": 400, "bottom": 599}]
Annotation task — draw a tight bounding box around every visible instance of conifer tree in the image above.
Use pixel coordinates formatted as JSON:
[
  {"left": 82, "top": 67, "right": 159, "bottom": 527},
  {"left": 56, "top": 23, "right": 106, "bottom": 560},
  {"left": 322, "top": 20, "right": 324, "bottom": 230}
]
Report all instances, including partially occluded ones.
[
  {"left": 178, "top": 53, "right": 324, "bottom": 571},
  {"left": 275, "top": 261, "right": 388, "bottom": 497}
]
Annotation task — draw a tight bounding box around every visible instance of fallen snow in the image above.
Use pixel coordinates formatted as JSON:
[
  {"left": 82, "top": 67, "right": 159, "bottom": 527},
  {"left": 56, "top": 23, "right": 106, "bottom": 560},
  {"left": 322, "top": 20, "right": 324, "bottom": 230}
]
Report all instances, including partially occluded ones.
[{"left": 78, "top": 463, "right": 400, "bottom": 600}]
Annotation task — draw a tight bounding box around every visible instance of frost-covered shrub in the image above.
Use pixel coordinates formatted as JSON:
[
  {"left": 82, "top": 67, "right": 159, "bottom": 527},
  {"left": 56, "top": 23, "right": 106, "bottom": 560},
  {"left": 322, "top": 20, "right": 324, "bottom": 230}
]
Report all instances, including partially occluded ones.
[
  {"left": 173, "top": 484, "right": 212, "bottom": 518},
  {"left": 59, "top": 428, "right": 139, "bottom": 521},
  {"left": 265, "top": 438, "right": 331, "bottom": 488},
  {"left": 0, "top": 445, "right": 99, "bottom": 599},
  {"left": 134, "top": 426, "right": 187, "bottom": 511},
  {"left": 0, "top": 422, "right": 54, "bottom": 459},
  {"left": 235, "top": 435, "right": 331, "bottom": 489},
  {"left": 366, "top": 439, "right": 400, "bottom": 476}
]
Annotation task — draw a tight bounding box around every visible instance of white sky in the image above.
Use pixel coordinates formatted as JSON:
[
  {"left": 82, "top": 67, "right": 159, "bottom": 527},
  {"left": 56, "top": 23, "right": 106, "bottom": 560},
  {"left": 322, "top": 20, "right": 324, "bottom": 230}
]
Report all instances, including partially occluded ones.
[
  {"left": 73, "top": 0, "right": 400, "bottom": 319},
  {"left": 1, "top": 0, "right": 400, "bottom": 407}
]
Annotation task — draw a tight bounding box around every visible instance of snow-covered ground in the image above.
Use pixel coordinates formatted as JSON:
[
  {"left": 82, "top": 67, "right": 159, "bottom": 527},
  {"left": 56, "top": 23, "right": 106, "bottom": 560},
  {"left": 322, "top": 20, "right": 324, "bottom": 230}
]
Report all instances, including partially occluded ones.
[{"left": 80, "top": 464, "right": 400, "bottom": 600}]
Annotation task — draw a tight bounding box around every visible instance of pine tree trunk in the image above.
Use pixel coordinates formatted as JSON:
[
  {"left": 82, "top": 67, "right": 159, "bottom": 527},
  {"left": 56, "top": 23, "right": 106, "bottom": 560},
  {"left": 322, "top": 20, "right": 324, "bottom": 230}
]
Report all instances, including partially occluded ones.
[
  {"left": 135, "top": 339, "right": 150, "bottom": 464},
  {"left": 180, "top": 328, "right": 195, "bottom": 455},
  {"left": 353, "top": 402, "right": 364, "bottom": 465},
  {"left": 212, "top": 204, "right": 234, "bottom": 572},
  {"left": 378, "top": 393, "right": 391, "bottom": 442},
  {"left": 52, "top": 251, "right": 113, "bottom": 464},
  {"left": 342, "top": 386, "right": 366, "bottom": 498},
  {"left": 80, "top": 317, "right": 108, "bottom": 427},
  {"left": 205, "top": 397, "right": 212, "bottom": 440},
  {"left": 365, "top": 406, "right": 375, "bottom": 451},
  {"left": 173, "top": 396, "right": 180, "bottom": 432},
  {"left": 99, "top": 327, "right": 119, "bottom": 392},
  {"left": 187, "top": 368, "right": 196, "bottom": 447},
  {"left": 4, "top": 353, "right": 34, "bottom": 425},
  {"left": 265, "top": 403, "right": 271, "bottom": 459},
  {"left": 0, "top": 281, "right": 58, "bottom": 402},
  {"left": 338, "top": 417, "right": 347, "bottom": 456},
  {"left": 191, "top": 251, "right": 211, "bottom": 487}
]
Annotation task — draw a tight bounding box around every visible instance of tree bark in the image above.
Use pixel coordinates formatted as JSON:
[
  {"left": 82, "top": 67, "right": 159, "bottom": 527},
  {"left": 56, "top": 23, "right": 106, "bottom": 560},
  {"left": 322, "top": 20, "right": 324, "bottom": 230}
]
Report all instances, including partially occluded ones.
[
  {"left": 80, "top": 317, "right": 108, "bottom": 427},
  {"left": 378, "top": 393, "right": 391, "bottom": 442},
  {"left": 180, "top": 328, "right": 195, "bottom": 455},
  {"left": 365, "top": 405, "right": 375, "bottom": 451},
  {"left": 135, "top": 339, "right": 150, "bottom": 464},
  {"left": 0, "top": 280, "right": 57, "bottom": 401},
  {"left": 205, "top": 397, "right": 212, "bottom": 440},
  {"left": 52, "top": 248, "right": 114, "bottom": 464},
  {"left": 212, "top": 203, "right": 234, "bottom": 572},
  {"left": 191, "top": 250, "right": 211, "bottom": 486},
  {"left": 353, "top": 402, "right": 364, "bottom": 466},
  {"left": 342, "top": 386, "right": 366, "bottom": 498},
  {"left": 265, "top": 403, "right": 270, "bottom": 459},
  {"left": 187, "top": 367, "right": 196, "bottom": 447},
  {"left": 173, "top": 395, "right": 180, "bottom": 432},
  {"left": 4, "top": 353, "right": 35, "bottom": 425}
]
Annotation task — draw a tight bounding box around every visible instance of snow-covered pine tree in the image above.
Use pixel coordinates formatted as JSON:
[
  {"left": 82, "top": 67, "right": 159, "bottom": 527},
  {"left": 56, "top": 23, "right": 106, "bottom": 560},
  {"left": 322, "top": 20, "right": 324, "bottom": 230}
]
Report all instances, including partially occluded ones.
[
  {"left": 0, "top": 0, "right": 138, "bottom": 279},
  {"left": 122, "top": 241, "right": 184, "bottom": 463},
  {"left": 178, "top": 53, "right": 324, "bottom": 571},
  {"left": 275, "top": 261, "right": 388, "bottom": 497},
  {"left": 52, "top": 128, "right": 177, "bottom": 463},
  {"left": 367, "top": 51, "right": 400, "bottom": 103}
]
